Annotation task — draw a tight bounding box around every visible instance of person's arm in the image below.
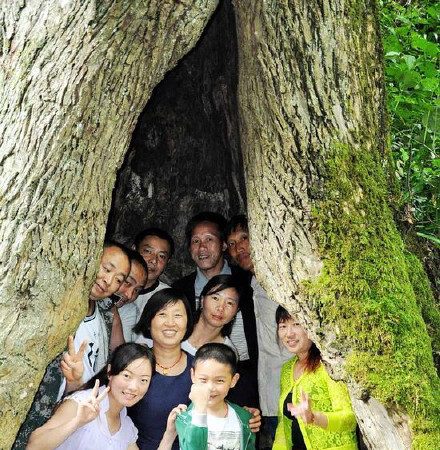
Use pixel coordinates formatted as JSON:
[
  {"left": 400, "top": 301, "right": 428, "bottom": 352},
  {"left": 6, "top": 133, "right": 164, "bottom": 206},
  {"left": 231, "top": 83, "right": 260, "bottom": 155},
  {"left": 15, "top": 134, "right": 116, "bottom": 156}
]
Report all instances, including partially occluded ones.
[
  {"left": 60, "top": 336, "right": 87, "bottom": 394},
  {"left": 322, "top": 376, "right": 357, "bottom": 432},
  {"left": 158, "top": 404, "right": 187, "bottom": 450},
  {"left": 110, "top": 305, "right": 125, "bottom": 350},
  {"left": 27, "top": 381, "right": 109, "bottom": 450},
  {"left": 175, "top": 405, "right": 208, "bottom": 450},
  {"left": 287, "top": 390, "right": 328, "bottom": 429},
  {"left": 272, "top": 359, "right": 293, "bottom": 450},
  {"left": 288, "top": 377, "right": 356, "bottom": 432},
  {"left": 127, "top": 444, "right": 139, "bottom": 450}
]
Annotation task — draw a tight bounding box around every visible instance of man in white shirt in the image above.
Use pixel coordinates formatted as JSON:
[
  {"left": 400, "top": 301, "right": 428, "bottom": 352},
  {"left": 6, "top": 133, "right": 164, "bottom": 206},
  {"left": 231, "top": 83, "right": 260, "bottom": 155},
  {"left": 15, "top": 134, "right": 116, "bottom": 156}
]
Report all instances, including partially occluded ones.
[
  {"left": 13, "top": 241, "right": 131, "bottom": 449},
  {"left": 226, "top": 215, "right": 291, "bottom": 450},
  {"left": 101, "top": 249, "right": 149, "bottom": 342}
]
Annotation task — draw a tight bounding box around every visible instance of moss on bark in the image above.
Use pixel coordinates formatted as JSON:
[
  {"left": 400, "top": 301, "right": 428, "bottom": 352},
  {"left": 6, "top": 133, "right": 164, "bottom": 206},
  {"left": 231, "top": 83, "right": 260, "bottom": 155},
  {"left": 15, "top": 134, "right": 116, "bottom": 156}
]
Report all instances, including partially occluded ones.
[{"left": 305, "top": 142, "right": 440, "bottom": 447}]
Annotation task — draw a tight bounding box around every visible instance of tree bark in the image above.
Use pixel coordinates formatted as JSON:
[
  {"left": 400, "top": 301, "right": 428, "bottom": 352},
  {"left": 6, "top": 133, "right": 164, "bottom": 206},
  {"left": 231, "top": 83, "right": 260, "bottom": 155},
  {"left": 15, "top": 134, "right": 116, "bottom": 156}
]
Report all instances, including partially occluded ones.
[
  {"left": 0, "top": 1, "right": 217, "bottom": 447},
  {"left": 234, "top": 0, "right": 438, "bottom": 448}
]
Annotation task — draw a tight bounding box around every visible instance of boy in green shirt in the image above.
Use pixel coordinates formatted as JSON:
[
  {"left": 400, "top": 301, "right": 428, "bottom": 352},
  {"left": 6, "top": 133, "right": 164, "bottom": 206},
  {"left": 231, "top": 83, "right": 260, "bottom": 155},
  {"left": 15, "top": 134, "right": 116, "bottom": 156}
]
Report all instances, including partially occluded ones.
[{"left": 176, "top": 343, "right": 256, "bottom": 450}]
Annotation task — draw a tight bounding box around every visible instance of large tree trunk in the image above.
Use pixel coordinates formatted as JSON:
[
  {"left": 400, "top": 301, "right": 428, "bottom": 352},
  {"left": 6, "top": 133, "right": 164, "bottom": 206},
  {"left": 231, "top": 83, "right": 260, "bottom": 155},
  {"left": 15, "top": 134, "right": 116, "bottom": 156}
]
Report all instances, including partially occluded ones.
[
  {"left": 234, "top": 1, "right": 439, "bottom": 448},
  {"left": 1, "top": 0, "right": 439, "bottom": 449},
  {"left": 0, "top": 1, "right": 217, "bottom": 447}
]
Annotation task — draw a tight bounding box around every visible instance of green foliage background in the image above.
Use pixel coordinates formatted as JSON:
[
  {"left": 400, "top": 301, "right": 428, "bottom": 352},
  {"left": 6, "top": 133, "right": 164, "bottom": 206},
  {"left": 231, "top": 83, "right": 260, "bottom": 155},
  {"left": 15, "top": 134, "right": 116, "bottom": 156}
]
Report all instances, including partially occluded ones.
[{"left": 380, "top": 0, "right": 439, "bottom": 245}]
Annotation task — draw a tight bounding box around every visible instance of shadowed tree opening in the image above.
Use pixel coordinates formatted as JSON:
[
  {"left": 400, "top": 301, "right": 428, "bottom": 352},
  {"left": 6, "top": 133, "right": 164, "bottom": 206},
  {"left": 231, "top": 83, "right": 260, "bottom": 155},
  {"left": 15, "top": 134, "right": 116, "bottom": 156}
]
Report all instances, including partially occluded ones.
[
  {"left": 107, "top": 0, "right": 245, "bottom": 281},
  {"left": 1, "top": 1, "right": 439, "bottom": 449}
]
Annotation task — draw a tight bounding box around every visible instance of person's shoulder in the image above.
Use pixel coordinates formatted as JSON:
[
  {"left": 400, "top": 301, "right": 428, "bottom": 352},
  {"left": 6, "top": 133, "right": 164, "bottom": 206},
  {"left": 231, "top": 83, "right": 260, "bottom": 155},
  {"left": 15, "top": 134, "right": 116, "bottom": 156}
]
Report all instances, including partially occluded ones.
[
  {"left": 230, "top": 265, "right": 252, "bottom": 282},
  {"left": 66, "top": 387, "right": 93, "bottom": 403},
  {"left": 227, "top": 401, "right": 252, "bottom": 422},
  {"left": 172, "top": 271, "right": 196, "bottom": 287}
]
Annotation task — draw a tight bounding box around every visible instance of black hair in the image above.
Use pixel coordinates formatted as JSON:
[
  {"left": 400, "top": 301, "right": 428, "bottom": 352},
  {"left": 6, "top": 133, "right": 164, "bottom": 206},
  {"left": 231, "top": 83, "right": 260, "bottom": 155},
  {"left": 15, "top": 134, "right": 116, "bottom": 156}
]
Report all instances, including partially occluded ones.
[
  {"left": 83, "top": 343, "right": 155, "bottom": 390},
  {"left": 198, "top": 274, "right": 242, "bottom": 337},
  {"left": 133, "top": 288, "right": 193, "bottom": 341},
  {"left": 125, "top": 248, "right": 149, "bottom": 277},
  {"left": 134, "top": 227, "right": 175, "bottom": 258},
  {"left": 185, "top": 211, "right": 227, "bottom": 247},
  {"left": 275, "top": 306, "right": 321, "bottom": 373},
  {"left": 103, "top": 240, "right": 131, "bottom": 269},
  {"left": 225, "top": 214, "right": 249, "bottom": 239},
  {"left": 193, "top": 342, "right": 238, "bottom": 375}
]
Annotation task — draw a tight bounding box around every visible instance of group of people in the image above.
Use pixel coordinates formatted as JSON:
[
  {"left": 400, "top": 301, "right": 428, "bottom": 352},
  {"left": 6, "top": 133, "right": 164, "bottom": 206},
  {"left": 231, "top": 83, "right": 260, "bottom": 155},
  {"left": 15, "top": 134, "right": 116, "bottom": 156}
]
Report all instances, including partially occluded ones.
[{"left": 16, "top": 212, "right": 359, "bottom": 450}]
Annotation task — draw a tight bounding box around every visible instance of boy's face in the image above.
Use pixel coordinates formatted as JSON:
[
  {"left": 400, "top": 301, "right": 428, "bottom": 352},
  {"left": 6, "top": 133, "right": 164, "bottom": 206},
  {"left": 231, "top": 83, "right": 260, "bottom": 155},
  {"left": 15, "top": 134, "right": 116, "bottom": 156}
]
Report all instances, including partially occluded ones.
[
  {"left": 89, "top": 246, "right": 130, "bottom": 301},
  {"left": 191, "top": 359, "right": 239, "bottom": 411}
]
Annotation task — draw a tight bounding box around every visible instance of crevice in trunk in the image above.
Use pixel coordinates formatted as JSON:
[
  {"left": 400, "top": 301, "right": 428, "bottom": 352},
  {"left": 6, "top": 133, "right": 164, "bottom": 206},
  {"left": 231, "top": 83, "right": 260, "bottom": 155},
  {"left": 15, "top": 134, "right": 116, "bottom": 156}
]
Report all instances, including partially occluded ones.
[{"left": 106, "top": 0, "right": 245, "bottom": 282}]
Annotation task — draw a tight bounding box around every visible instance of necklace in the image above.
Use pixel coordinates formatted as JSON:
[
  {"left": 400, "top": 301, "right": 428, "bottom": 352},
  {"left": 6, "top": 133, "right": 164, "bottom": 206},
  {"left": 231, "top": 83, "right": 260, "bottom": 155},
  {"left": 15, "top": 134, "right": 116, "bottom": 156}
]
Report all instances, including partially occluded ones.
[{"left": 156, "top": 351, "right": 183, "bottom": 375}]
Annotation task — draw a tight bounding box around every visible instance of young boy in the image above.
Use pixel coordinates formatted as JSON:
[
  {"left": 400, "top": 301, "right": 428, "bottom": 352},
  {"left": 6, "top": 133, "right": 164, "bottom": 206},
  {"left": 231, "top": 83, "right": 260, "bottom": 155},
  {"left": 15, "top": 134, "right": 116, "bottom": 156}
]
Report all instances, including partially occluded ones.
[{"left": 176, "top": 343, "right": 256, "bottom": 450}]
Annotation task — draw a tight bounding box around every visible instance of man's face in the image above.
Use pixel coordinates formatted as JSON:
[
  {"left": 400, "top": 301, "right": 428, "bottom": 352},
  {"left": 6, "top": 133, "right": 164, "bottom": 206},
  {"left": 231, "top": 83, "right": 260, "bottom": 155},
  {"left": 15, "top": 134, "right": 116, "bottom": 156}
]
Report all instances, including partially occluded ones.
[
  {"left": 137, "top": 235, "right": 171, "bottom": 287},
  {"left": 89, "top": 246, "right": 130, "bottom": 301},
  {"left": 190, "top": 221, "right": 226, "bottom": 277},
  {"left": 115, "top": 260, "right": 148, "bottom": 307},
  {"left": 226, "top": 227, "right": 254, "bottom": 273}
]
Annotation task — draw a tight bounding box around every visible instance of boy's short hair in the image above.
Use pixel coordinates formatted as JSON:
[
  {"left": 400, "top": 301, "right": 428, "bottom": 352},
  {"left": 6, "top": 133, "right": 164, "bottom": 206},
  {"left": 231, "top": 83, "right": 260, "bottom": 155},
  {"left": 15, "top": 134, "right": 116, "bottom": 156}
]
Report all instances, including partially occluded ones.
[
  {"left": 133, "top": 227, "right": 175, "bottom": 258},
  {"left": 193, "top": 343, "right": 238, "bottom": 375}
]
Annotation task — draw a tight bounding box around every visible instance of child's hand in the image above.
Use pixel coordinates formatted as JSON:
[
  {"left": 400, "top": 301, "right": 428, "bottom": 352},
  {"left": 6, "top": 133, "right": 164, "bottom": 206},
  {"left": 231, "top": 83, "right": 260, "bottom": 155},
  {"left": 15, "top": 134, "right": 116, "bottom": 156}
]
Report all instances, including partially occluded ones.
[
  {"left": 244, "top": 406, "right": 261, "bottom": 433},
  {"left": 166, "top": 404, "right": 187, "bottom": 433},
  {"left": 74, "top": 380, "right": 109, "bottom": 427},
  {"left": 287, "top": 390, "right": 314, "bottom": 424},
  {"left": 60, "top": 336, "right": 87, "bottom": 383},
  {"left": 189, "top": 383, "right": 211, "bottom": 414},
  {"left": 158, "top": 404, "right": 187, "bottom": 450}
]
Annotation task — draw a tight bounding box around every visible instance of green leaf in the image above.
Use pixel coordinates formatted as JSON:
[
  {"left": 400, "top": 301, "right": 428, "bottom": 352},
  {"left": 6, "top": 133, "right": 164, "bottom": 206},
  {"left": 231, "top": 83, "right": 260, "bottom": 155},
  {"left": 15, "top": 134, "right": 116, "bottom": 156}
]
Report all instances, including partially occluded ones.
[
  {"left": 416, "top": 232, "right": 440, "bottom": 247},
  {"left": 402, "top": 54, "right": 416, "bottom": 69},
  {"left": 411, "top": 33, "right": 439, "bottom": 57}
]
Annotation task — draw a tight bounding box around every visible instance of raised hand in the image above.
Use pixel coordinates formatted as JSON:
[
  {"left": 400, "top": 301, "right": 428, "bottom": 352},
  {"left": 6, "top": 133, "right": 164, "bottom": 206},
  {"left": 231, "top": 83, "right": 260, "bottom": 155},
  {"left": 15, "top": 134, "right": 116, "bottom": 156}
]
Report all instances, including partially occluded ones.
[
  {"left": 287, "top": 390, "right": 314, "bottom": 424},
  {"left": 189, "top": 383, "right": 211, "bottom": 414},
  {"left": 75, "top": 380, "right": 109, "bottom": 427},
  {"left": 166, "top": 404, "right": 187, "bottom": 433},
  {"left": 60, "top": 336, "right": 87, "bottom": 383}
]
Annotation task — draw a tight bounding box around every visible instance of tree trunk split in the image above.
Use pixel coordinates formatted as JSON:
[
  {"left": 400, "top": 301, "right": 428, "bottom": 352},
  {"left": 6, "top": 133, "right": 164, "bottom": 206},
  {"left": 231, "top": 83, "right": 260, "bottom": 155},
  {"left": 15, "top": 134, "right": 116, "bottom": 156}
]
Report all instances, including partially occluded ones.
[{"left": 1, "top": 0, "right": 438, "bottom": 448}]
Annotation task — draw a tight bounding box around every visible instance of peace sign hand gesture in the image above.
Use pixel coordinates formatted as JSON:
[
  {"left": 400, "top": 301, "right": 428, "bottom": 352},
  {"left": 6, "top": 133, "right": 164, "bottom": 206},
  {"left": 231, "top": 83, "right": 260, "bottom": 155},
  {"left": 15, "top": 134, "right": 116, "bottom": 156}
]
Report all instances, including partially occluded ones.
[
  {"left": 75, "top": 380, "right": 110, "bottom": 427},
  {"left": 287, "top": 390, "right": 314, "bottom": 424},
  {"left": 60, "top": 336, "right": 87, "bottom": 384}
]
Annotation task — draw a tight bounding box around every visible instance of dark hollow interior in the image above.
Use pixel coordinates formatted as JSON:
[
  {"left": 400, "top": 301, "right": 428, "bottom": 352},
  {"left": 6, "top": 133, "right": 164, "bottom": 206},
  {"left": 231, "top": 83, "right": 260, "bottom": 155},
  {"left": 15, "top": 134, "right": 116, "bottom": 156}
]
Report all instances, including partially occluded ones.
[{"left": 106, "top": 0, "right": 246, "bottom": 282}]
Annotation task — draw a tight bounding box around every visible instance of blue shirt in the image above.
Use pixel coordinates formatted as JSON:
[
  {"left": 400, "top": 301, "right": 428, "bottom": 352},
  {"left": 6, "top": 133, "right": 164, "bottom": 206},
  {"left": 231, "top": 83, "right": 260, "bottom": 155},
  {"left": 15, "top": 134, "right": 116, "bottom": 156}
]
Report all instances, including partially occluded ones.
[{"left": 128, "top": 352, "right": 194, "bottom": 450}]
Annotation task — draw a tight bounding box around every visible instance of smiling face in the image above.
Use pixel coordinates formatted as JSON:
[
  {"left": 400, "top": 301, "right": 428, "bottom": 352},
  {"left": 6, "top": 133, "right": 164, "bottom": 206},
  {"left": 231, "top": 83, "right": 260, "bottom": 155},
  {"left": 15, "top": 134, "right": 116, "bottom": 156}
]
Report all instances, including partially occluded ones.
[
  {"left": 115, "top": 260, "right": 148, "bottom": 307},
  {"left": 108, "top": 356, "right": 152, "bottom": 408},
  {"left": 190, "top": 221, "right": 226, "bottom": 278},
  {"left": 89, "top": 246, "right": 131, "bottom": 301},
  {"left": 277, "top": 317, "right": 313, "bottom": 357},
  {"left": 201, "top": 287, "right": 239, "bottom": 329},
  {"left": 226, "top": 227, "right": 254, "bottom": 273},
  {"left": 191, "top": 359, "right": 239, "bottom": 413},
  {"left": 150, "top": 300, "right": 188, "bottom": 349},
  {"left": 138, "top": 235, "right": 171, "bottom": 287}
]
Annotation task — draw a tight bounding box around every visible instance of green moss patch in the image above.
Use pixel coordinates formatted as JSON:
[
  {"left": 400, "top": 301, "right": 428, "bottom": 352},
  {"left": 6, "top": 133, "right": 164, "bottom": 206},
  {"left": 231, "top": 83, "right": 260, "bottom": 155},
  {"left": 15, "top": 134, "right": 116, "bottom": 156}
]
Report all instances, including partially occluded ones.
[{"left": 306, "top": 142, "right": 440, "bottom": 446}]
